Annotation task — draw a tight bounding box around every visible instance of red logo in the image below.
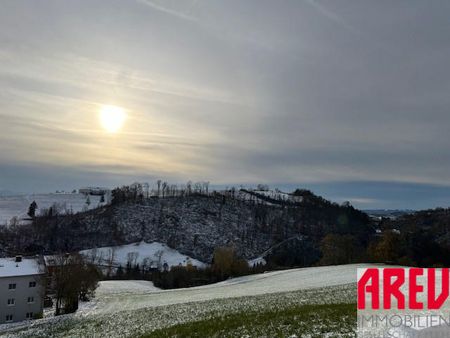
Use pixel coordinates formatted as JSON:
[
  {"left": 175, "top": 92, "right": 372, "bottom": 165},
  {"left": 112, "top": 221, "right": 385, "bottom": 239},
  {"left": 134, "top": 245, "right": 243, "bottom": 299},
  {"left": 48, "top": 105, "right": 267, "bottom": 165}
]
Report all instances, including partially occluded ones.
[{"left": 357, "top": 268, "right": 449, "bottom": 310}]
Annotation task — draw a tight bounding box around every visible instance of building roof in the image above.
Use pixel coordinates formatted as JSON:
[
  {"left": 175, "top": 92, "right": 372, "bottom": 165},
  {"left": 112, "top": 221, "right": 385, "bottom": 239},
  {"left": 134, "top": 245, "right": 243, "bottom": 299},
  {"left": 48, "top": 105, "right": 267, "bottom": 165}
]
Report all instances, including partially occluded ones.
[
  {"left": 43, "top": 255, "right": 60, "bottom": 267},
  {"left": 0, "top": 257, "right": 44, "bottom": 278}
]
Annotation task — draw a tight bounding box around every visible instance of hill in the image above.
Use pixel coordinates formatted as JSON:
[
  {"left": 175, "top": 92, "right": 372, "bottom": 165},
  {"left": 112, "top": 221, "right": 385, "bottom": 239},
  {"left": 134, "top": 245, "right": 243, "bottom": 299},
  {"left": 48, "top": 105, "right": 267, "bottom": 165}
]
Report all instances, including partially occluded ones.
[
  {"left": 80, "top": 241, "right": 207, "bottom": 270},
  {"left": 0, "top": 188, "right": 372, "bottom": 265},
  {"left": 0, "top": 193, "right": 105, "bottom": 224},
  {"left": 375, "top": 207, "right": 450, "bottom": 266}
]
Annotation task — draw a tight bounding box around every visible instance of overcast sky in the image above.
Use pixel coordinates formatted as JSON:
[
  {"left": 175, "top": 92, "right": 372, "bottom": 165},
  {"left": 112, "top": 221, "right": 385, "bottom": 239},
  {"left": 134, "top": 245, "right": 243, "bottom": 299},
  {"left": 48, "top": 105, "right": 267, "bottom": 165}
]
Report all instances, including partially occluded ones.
[{"left": 1, "top": 0, "right": 450, "bottom": 209}]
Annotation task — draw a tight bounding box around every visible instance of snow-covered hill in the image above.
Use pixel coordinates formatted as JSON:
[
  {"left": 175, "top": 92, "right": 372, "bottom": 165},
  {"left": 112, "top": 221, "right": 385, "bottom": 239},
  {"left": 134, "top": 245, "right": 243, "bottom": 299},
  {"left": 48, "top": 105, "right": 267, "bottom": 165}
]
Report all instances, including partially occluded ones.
[
  {"left": 80, "top": 241, "right": 206, "bottom": 270},
  {"left": 0, "top": 193, "right": 105, "bottom": 224},
  {"left": 0, "top": 192, "right": 371, "bottom": 267}
]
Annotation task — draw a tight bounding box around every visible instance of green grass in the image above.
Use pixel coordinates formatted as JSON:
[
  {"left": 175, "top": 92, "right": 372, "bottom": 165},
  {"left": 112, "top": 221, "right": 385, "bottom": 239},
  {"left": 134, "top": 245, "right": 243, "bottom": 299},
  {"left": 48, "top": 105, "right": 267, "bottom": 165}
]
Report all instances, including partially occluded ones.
[
  {"left": 144, "top": 303, "right": 356, "bottom": 338},
  {"left": 1, "top": 284, "right": 356, "bottom": 337}
]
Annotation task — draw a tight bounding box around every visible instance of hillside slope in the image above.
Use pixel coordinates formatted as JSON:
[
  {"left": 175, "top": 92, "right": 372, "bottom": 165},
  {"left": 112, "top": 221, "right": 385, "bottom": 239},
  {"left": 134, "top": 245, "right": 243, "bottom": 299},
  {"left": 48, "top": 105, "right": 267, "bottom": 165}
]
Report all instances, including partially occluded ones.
[
  {"left": 0, "top": 191, "right": 372, "bottom": 263},
  {"left": 80, "top": 241, "right": 207, "bottom": 269},
  {"left": 84, "top": 263, "right": 362, "bottom": 315},
  {"left": 0, "top": 193, "right": 104, "bottom": 224},
  {"left": 0, "top": 264, "right": 362, "bottom": 337}
]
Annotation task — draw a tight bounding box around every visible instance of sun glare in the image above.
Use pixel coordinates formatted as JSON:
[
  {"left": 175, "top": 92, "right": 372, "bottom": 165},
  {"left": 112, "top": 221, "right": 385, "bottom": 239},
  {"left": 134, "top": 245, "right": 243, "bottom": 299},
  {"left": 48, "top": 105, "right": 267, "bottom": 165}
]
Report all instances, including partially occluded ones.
[{"left": 99, "top": 105, "right": 126, "bottom": 133}]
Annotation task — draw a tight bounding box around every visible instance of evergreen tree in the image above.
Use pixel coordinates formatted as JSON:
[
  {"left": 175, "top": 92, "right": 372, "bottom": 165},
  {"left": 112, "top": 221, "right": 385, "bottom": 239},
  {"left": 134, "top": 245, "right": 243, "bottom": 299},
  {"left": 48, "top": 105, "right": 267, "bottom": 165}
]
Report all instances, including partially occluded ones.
[
  {"left": 116, "top": 265, "right": 124, "bottom": 279},
  {"left": 27, "top": 201, "right": 38, "bottom": 218}
]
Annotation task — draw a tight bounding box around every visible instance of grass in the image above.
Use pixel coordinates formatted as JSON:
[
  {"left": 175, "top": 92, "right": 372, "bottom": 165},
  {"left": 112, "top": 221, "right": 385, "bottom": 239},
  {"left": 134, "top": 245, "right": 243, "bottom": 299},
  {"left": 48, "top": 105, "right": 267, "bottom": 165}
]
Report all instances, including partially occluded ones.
[
  {"left": 144, "top": 303, "right": 356, "bottom": 338},
  {"left": 1, "top": 284, "right": 356, "bottom": 337}
]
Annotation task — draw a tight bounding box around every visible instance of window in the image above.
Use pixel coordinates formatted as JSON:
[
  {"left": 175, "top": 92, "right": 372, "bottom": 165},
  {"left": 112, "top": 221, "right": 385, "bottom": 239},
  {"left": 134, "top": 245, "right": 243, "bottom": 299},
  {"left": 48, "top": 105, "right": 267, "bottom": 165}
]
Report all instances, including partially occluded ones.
[
  {"left": 8, "top": 283, "right": 16, "bottom": 290},
  {"left": 5, "top": 314, "right": 13, "bottom": 322},
  {"left": 27, "top": 297, "right": 34, "bottom": 303},
  {"left": 7, "top": 298, "right": 15, "bottom": 306},
  {"left": 26, "top": 312, "right": 33, "bottom": 319},
  {"left": 29, "top": 281, "right": 36, "bottom": 288}
]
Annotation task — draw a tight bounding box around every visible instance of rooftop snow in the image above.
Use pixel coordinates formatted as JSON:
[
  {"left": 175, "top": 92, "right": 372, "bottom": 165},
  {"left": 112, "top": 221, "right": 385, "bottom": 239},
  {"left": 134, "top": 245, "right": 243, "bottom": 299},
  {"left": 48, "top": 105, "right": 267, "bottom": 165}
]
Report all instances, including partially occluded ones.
[{"left": 0, "top": 257, "right": 43, "bottom": 278}]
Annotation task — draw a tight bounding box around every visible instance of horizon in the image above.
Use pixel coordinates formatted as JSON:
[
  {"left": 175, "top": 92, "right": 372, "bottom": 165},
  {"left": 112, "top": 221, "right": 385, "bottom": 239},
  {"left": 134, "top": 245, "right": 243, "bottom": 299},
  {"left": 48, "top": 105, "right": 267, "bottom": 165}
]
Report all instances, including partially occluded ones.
[
  {"left": 2, "top": 1, "right": 450, "bottom": 210},
  {"left": 2, "top": 180, "right": 450, "bottom": 211}
]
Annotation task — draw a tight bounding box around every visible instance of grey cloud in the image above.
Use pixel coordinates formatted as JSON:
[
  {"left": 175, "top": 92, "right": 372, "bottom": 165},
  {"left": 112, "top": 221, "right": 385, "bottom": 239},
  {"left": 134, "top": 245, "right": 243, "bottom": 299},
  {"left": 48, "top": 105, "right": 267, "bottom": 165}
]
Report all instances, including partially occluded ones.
[{"left": 1, "top": 0, "right": 450, "bottom": 208}]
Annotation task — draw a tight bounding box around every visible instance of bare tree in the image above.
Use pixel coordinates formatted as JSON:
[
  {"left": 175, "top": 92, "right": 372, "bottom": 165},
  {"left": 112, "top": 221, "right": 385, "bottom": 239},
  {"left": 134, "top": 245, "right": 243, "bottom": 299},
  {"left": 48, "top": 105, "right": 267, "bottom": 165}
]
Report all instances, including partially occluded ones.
[
  {"left": 142, "top": 182, "right": 150, "bottom": 198},
  {"left": 86, "top": 248, "right": 99, "bottom": 265},
  {"left": 194, "top": 182, "right": 202, "bottom": 194},
  {"left": 170, "top": 184, "right": 178, "bottom": 197},
  {"left": 142, "top": 257, "right": 152, "bottom": 273},
  {"left": 162, "top": 181, "right": 169, "bottom": 198},
  {"left": 9, "top": 216, "right": 20, "bottom": 228},
  {"left": 186, "top": 181, "right": 192, "bottom": 195},
  {"left": 53, "top": 253, "right": 100, "bottom": 316},
  {"left": 106, "top": 248, "right": 116, "bottom": 277},
  {"left": 157, "top": 180, "right": 162, "bottom": 197},
  {"left": 155, "top": 250, "right": 164, "bottom": 270},
  {"left": 127, "top": 252, "right": 139, "bottom": 267}
]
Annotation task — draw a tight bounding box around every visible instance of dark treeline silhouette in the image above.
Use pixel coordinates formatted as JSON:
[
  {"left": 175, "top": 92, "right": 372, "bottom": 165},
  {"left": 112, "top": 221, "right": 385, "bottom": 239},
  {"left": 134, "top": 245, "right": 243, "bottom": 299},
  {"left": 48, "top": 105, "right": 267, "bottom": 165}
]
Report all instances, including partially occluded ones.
[{"left": 111, "top": 181, "right": 211, "bottom": 205}]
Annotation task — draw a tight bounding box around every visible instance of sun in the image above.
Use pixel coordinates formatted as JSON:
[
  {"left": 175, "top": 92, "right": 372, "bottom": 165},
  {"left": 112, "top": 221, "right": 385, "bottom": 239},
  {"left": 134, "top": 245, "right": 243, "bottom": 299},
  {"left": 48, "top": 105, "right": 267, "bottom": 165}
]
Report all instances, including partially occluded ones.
[{"left": 99, "top": 105, "right": 126, "bottom": 133}]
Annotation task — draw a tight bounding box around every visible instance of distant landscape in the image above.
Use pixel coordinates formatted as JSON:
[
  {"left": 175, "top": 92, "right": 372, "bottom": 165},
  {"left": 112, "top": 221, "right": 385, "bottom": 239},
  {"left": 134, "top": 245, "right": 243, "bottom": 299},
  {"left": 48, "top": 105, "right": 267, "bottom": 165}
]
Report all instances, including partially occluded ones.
[
  {"left": 0, "top": 193, "right": 105, "bottom": 225},
  {"left": 1, "top": 181, "right": 449, "bottom": 336},
  {"left": 2, "top": 0, "right": 449, "bottom": 336},
  {"left": 1, "top": 183, "right": 449, "bottom": 273}
]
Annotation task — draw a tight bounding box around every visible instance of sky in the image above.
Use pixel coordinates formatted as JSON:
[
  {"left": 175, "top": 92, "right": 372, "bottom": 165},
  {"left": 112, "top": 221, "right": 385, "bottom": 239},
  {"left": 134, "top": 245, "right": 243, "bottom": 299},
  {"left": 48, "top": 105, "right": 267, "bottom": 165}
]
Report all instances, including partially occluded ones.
[{"left": 1, "top": 0, "right": 450, "bottom": 209}]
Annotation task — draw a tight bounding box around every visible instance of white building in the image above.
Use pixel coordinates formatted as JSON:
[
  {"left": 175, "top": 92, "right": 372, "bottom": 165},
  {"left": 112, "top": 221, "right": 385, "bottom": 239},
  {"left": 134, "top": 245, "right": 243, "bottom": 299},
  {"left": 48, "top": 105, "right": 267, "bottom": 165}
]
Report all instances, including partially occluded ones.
[
  {"left": 78, "top": 187, "right": 110, "bottom": 196},
  {"left": 0, "top": 256, "right": 45, "bottom": 324}
]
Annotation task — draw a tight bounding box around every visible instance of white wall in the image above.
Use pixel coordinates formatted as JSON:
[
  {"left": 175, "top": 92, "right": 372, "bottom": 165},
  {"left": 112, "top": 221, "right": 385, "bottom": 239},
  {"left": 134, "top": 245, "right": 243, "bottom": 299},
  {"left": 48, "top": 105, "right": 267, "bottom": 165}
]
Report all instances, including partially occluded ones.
[{"left": 0, "top": 274, "right": 44, "bottom": 324}]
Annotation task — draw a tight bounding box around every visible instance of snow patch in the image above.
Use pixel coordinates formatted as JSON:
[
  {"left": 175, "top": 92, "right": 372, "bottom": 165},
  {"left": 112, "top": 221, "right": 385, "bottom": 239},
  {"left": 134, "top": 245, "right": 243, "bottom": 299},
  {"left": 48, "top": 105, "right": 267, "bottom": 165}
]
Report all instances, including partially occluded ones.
[
  {"left": 80, "top": 241, "right": 207, "bottom": 270},
  {"left": 96, "top": 280, "right": 161, "bottom": 295},
  {"left": 248, "top": 257, "right": 266, "bottom": 267}
]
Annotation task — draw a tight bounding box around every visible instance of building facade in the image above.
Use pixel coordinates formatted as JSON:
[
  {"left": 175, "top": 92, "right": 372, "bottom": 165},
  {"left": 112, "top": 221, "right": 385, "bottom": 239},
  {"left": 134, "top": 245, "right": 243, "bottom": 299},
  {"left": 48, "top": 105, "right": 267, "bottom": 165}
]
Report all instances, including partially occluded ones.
[{"left": 0, "top": 257, "right": 45, "bottom": 324}]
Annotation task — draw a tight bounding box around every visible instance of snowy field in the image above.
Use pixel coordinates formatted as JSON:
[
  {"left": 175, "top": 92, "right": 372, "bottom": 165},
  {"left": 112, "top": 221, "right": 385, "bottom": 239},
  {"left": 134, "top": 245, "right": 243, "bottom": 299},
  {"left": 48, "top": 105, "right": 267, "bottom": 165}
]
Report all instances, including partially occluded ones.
[
  {"left": 0, "top": 193, "right": 104, "bottom": 224},
  {"left": 82, "top": 263, "right": 361, "bottom": 315},
  {"left": 0, "top": 264, "right": 365, "bottom": 337},
  {"left": 80, "top": 241, "right": 207, "bottom": 270},
  {"left": 95, "top": 280, "right": 161, "bottom": 295}
]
